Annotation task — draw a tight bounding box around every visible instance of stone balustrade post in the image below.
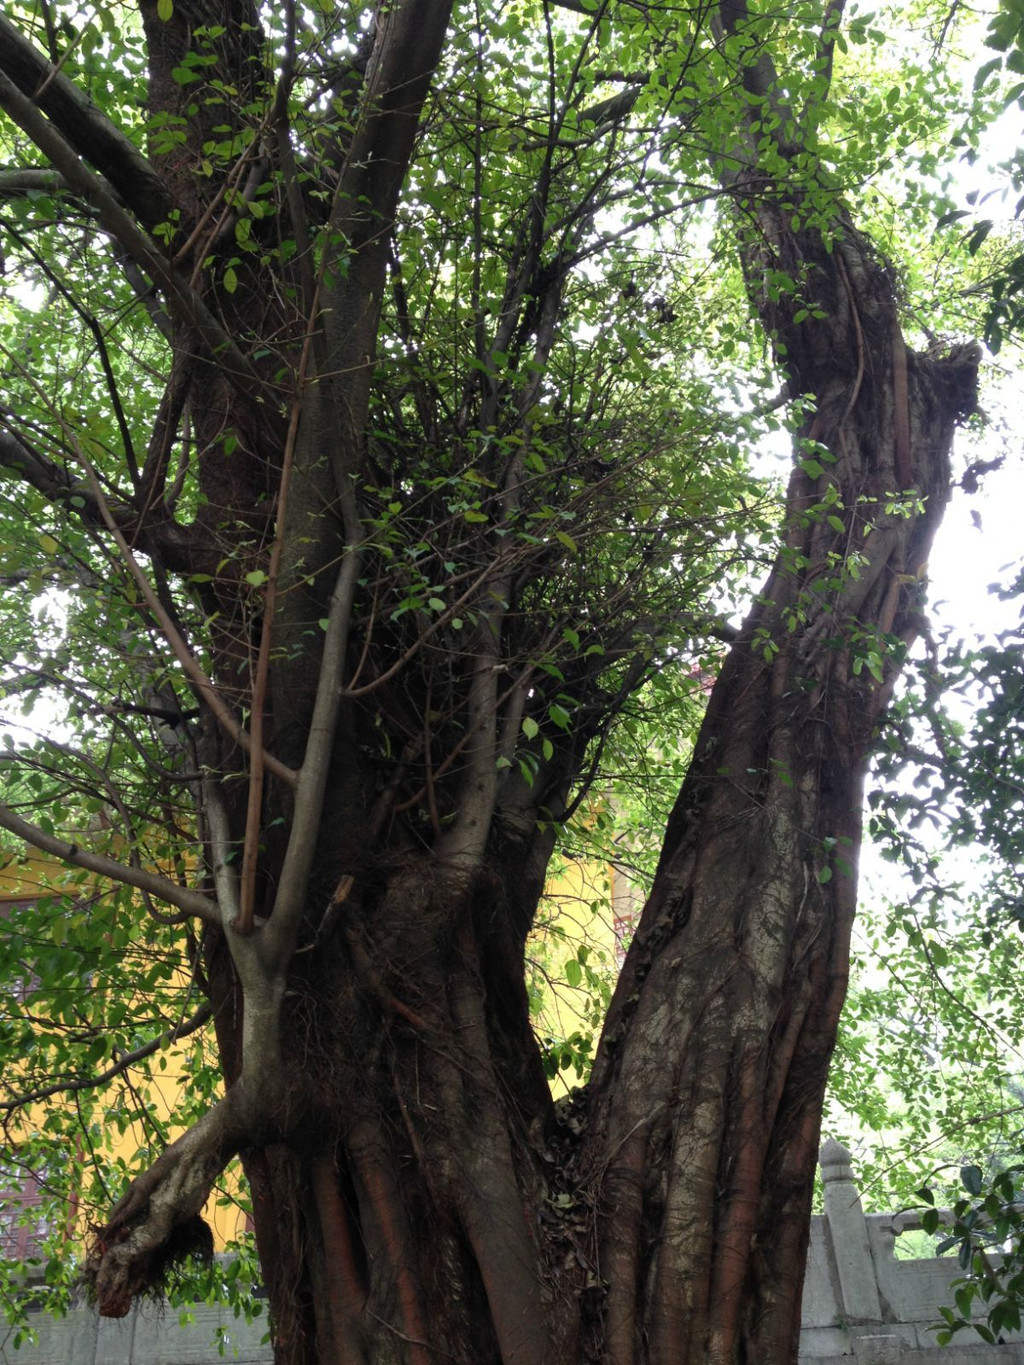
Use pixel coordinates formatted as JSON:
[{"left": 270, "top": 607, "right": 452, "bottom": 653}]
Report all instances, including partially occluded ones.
[{"left": 820, "top": 1137, "right": 884, "bottom": 1324}]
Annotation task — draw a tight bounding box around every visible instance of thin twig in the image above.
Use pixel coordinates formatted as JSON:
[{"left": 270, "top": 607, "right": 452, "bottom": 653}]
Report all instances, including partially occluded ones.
[
  {"left": 238, "top": 295, "right": 322, "bottom": 932},
  {"left": 0, "top": 1004, "right": 213, "bottom": 1112}
]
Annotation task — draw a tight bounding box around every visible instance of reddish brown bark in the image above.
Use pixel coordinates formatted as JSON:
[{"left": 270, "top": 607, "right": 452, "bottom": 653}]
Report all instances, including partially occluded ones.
[{"left": 583, "top": 208, "right": 979, "bottom": 1365}]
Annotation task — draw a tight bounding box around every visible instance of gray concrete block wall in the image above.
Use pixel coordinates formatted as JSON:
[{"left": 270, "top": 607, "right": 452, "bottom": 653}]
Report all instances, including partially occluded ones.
[
  {"left": 3, "top": 1142, "right": 1022, "bottom": 1362},
  {"left": 0, "top": 1298, "right": 272, "bottom": 1364}
]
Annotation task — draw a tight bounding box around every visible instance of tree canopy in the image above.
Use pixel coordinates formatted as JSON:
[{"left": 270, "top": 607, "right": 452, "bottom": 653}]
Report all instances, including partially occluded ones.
[{"left": 0, "top": 1, "right": 1011, "bottom": 1362}]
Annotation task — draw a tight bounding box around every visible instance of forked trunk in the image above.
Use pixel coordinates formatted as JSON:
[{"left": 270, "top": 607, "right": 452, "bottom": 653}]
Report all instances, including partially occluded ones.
[{"left": 218, "top": 245, "right": 976, "bottom": 1365}]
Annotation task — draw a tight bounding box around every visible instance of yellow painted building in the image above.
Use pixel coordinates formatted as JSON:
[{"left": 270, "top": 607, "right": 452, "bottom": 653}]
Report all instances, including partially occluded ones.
[
  {"left": 0, "top": 843, "right": 249, "bottom": 1259},
  {"left": 528, "top": 847, "right": 640, "bottom": 1090}
]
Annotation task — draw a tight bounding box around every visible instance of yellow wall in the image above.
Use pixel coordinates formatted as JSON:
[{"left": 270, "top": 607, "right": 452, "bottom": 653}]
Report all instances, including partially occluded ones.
[
  {"left": 0, "top": 844, "right": 248, "bottom": 1250},
  {"left": 528, "top": 850, "right": 640, "bottom": 1090},
  {"left": 1, "top": 835, "right": 643, "bottom": 1248}
]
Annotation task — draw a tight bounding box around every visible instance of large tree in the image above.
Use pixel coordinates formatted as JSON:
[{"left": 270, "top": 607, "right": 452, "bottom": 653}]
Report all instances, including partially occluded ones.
[{"left": 0, "top": 2, "right": 983, "bottom": 1362}]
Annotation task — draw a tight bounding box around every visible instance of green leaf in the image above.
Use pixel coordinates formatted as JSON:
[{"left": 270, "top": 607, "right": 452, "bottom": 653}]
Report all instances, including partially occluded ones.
[
  {"left": 522, "top": 716, "right": 539, "bottom": 740},
  {"left": 565, "top": 957, "right": 582, "bottom": 988},
  {"left": 936, "top": 209, "right": 970, "bottom": 230},
  {"left": 966, "top": 220, "right": 993, "bottom": 255},
  {"left": 157, "top": 0, "right": 173, "bottom": 17},
  {"left": 961, "top": 1165, "right": 984, "bottom": 1196},
  {"left": 245, "top": 570, "right": 268, "bottom": 587}
]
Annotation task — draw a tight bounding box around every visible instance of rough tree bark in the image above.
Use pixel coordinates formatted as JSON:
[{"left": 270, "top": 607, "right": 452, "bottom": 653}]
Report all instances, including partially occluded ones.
[
  {"left": 0, "top": 3, "right": 978, "bottom": 1364},
  {"left": 582, "top": 6, "right": 981, "bottom": 1360},
  {"left": 585, "top": 223, "right": 978, "bottom": 1363}
]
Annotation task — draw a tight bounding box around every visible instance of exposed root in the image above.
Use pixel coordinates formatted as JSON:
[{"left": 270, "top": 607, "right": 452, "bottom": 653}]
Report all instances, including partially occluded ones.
[
  {"left": 83, "top": 1099, "right": 242, "bottom": 1317},
  {"left": 84, "top": 1214, "right": 215, "bottom": 1315}
]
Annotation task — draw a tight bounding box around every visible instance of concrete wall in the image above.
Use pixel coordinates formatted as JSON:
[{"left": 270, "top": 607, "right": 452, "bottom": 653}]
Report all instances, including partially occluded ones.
[
  {"left": 0, "top": 1300, "right": 269, "bottom": 1365},
  {"left": 3, "top": 1140, "right": 1021, "bottom": 1363}
]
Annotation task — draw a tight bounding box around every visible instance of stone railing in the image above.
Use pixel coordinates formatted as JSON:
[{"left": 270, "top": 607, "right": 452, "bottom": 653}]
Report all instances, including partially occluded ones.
[
  {"left": 3, "top": 1139, "right": 1023, "bottom": 1363},
  {"left": 802, "top": 1139, "right": 1024, "bottom": 1364}
]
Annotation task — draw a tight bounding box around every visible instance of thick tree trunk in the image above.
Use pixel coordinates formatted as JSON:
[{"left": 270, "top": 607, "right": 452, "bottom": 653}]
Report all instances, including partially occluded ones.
[
  {"left": 584, "top": 204, "right": 979, "bottom": 1363},
  {"left": 211, "top": 860, "right": 564, "bottom": 1365},
  {"left": 202, "top": 205, "right": 978, "bottom": 1359}
]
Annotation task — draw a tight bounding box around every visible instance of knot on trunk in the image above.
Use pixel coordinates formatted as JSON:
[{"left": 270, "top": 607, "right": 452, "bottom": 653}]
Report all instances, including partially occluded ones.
[{"left": 920, "top": 339, "right": 981, "bottom": 424}]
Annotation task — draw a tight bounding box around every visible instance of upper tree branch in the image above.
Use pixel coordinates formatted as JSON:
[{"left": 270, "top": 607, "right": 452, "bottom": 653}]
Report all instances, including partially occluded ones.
[
  {"left": 2, "top": 217, "right": 141, "bottom": 483},
  {"left": 70, "top": 442, "right": 298, "bottom": 792},
  {"left": 0, "top": 15, "right": 171, "bottom": 229},
  {"left": 0, "top": 68, "right": 281, "bottom": 422},
  {"left": 713, "top": 0, "right": 789, "bottom": 150},
  {"left": 261, "top": 540, "right": 363, "bottom": 965},
  {"left": 0, "top": 419, "right": 195, "bottom": 572},
  {"left": 0, "top": 803, "right": 220, "bottom": 924},
  {"left": 317, "top": 0, "right": 454, "bottom": 496}
]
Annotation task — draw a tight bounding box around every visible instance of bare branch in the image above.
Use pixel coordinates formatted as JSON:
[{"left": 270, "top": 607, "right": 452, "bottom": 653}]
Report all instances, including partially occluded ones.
[
  {"left": 70, "top": 439, "right": 298, "bottom": 791},
  {"left": 0, "top": 802, "right": 220, "bottom": 923},
  {"left": 0, "top": 14, "right": 171, "bottom": 228},
  {"left": 237, "top": 297, "right": 324, "bottom": 934},
  {"left": 0, "top": 67, "right": 281, "bottom": 419},
  {"left": 0, "top": 1003, "right": 213, "bottom": 1112},
  {"left": 200, "top": 772, "right": 241, "bottom": 933},
  {"left": 0, "top": 421, "right": 97, "bottom": 509},
  {"left": 1, "top": 216, "right": 141, "bottom": 483},
  {"left": 262, "top": 540, "right": 363, "bottom": 964},
  {"left": 0, "top": 417, "right": 194, "bottom": 571},
  {"left": 0, "top": 167, "right": 64, "bottom": 194},
  {"left": 110, "top": 242, "right": 174, "bottom": 342}
]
